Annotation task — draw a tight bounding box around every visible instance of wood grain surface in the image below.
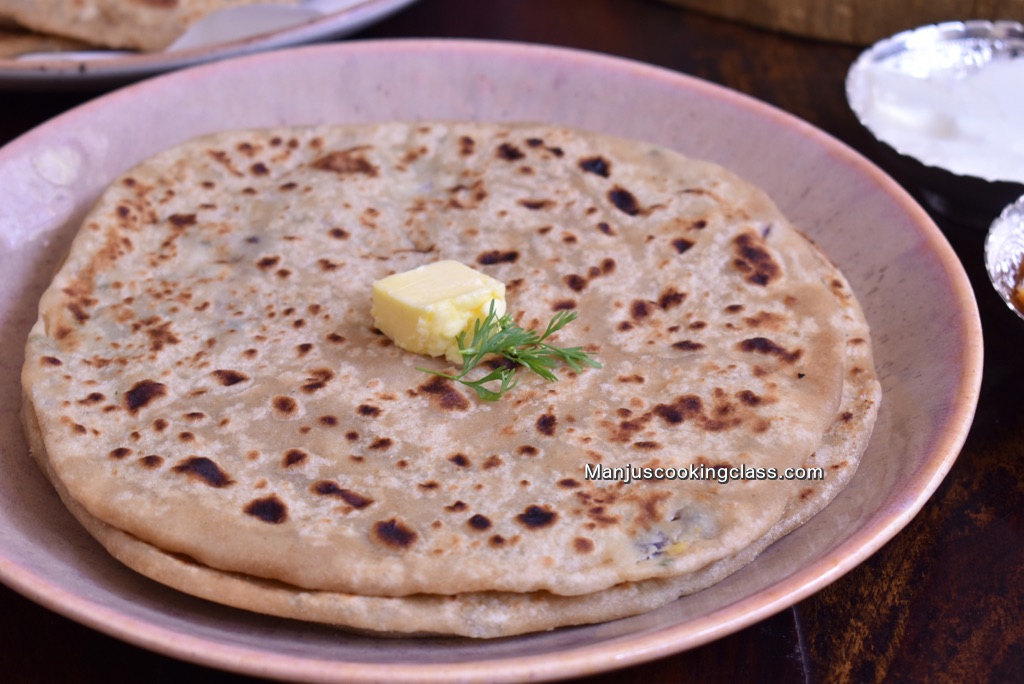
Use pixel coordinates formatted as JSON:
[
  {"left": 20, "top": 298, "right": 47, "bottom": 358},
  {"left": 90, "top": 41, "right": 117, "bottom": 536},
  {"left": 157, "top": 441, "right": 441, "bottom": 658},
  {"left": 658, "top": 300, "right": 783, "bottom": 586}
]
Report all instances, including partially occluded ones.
[
  {"left": 658, "top": 0, "right": 1024, "bottom": 45},
  {"left": 2, "top": 1, "right": 1021, "bottom": 682}
]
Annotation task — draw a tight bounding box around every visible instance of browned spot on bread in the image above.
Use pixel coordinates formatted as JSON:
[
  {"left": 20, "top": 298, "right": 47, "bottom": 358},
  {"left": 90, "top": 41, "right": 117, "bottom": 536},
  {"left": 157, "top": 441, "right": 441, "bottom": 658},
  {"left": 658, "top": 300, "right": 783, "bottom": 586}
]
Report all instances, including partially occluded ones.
[
  {"left": 135, "top": 317, "right": 180, "bottom": 352},
  {"left": 138, "top": 455, "right": 163, "bottom": 469},
  {"left": 672, "top": 340, "right": 705, "bottom": 352},
  {"left": 328, "top": 227, "right": 349, "bottom": 240},
  {"left": 564, "top": 274, "right": 587, "bottom": 292},
  {"left": 465, "top": 513, "right": 492, "bottom": 531},
  {"left": 517, "top": 504, "right": 557, "bottom": 529},
  {"left": 574, "top": 537, "right": 595, "bottom": 553},
  {"left": 630, "top": 299, "right": 653, "bottom": 321},
  {"left": 373, "top": 518, "right": 417, "bottom": 549},
  {"left": 256, "top": 255, "right": 280, "bottom": 270},
  {"left": 445, "top": 500, "right": 468, "bottom": 512},
  {"left": 536, "top": 412, "right": 557, "bottom": 436},
  {"left": 516, "top": 445, "right": 539, "bottom": 457},
  {"left": 319, "top": 415, "right": 338, "bottom": 427},
  {"left": 653, "top": 395, "right": 704, "bottom": 424},
  {"left": 518, "top": 198, "right": 555, "bottom": 211},
  {"left": 448, "top": 453, "right": 471, "bottom": 467},
  {"left": 64, "top": 420, "right": 87, "bottom": 435},
  {"left": 558, "top": 478, "right": 581, "bottom": 488},
  {"left": 124, "top": 380, "right": 167, "bottom": 414},
  {"left": 301, "top": 368, "right": 334, "bottom": 393},
  {"left": 741, "top": 311, "right": 786, "bottom": 332},
  {"left": 659, "top": 287, "right": 686, "bottom": 309},
  {"left": 496, "top": 143, "right": 524, "bottom": 161},
  {"left": 477, "top": 250, "right": 519, "bottom": 265},
  {"left": 172, "top": 456, "right": 233, "bottom": 488},
  {"left": 672, "top": 238, "right": 695, "bottom": 254},
  {"left": 459, "top": 136, "right": 475, "bottom": 156},
  {"left": 212, "top": 369, "right": 248, "bottom": 386},
  {"left": 358, "top": 404, "right": 382, "bottom": 418},
  {"left": 732, "top": 231, "right": 780, "bottom": 286},
  {"left": 41, "top": 356, "right": 63, "bottom": 366},
  {"left": 579, "top": 156, "right": 610, "bottom": 177},
  {"left": 67, "top": 302, "right": 90, "bottom": 323},
  {"left": 608, "top": 186, "right": 640, "bottom": 215},
  {"left": 737, "top": 390, "right": 763, "bottom": 406},
  {"left": 586, "top": 505, "right": 620, "bottom": 527},
  {"left": 244, "top": 495, "right": 288, "bottom": 524},
  {"left": 738, "top": 337, "right": 802, "bottom": 364},
  {"left": 79, "top": 392, "right": 105, "bottom": 405},
  {"left": 524, "top": 138, "right": 563, "bottom": 156},
  {"left": 272, "top": 396, "right": 298, "bottom": 416},
  {"left": 483, "top": 454, "right": 503, "bottom": 469},
  {"left": 109, "top": 447, "right": 132, "bottom": 460},
  {"left": 418, "top": 376, "right": 470, "bottom": 411},
  {"left": 282, "top": 449, "right": 307, "bottom": 467},
  {"left": 311, "top": 480, "right": 374, "bottom": 509},
  {"left": 168, "top": 213, "right": 196, "bottom": 228},
  {"left": 311, "top": 147, "right": 378, "bottom": 177}
]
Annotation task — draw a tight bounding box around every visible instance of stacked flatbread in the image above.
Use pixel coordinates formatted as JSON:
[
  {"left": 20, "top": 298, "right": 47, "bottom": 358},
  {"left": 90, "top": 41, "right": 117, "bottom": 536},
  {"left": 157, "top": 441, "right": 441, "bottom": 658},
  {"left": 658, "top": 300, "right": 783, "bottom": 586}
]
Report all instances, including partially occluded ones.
[
  {"left": 0, "top": 0, "right": 302, "bottom": 53},
  {"left": 21, "top": 122, "right": 880, "bottom": 638}
]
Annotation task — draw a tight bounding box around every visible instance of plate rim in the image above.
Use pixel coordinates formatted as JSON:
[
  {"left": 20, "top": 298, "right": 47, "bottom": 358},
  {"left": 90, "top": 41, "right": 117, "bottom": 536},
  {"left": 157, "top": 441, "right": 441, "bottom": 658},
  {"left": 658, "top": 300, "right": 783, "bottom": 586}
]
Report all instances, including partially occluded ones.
[{"left": 0, "top": 38, "right": 984, "bottom": 683}]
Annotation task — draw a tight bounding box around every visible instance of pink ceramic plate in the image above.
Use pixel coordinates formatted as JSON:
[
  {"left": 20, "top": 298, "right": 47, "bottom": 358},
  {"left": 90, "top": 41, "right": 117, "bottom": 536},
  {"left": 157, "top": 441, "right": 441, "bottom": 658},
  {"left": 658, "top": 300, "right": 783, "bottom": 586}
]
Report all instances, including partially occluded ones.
[
  {"left": 0, "top": 0, "right": 418, "bottom": 89},
  {"left": 0, "top": 40, "right": 982, "bottom": 682}
]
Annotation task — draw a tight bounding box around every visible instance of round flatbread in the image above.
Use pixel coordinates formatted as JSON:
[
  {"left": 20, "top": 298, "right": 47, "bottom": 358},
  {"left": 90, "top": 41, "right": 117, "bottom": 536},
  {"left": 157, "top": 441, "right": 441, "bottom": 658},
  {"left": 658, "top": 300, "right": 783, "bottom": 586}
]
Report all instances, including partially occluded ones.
[
  {"left": 0, "top": 0, "right": 301, "bottom": 52},
  {"left": 22, "top": 123, "right": 879, "bottom": 633}
]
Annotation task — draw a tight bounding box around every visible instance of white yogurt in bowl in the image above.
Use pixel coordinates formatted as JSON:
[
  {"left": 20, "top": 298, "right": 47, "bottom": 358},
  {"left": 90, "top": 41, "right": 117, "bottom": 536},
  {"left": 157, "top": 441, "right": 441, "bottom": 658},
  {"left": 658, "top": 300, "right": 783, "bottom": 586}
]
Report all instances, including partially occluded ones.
[
  {"left": 856, "top": 58, "right": 1024, "bottom": 183},
  {"left": 847, "top": 20, "right": 1024, "bottom": 226}
]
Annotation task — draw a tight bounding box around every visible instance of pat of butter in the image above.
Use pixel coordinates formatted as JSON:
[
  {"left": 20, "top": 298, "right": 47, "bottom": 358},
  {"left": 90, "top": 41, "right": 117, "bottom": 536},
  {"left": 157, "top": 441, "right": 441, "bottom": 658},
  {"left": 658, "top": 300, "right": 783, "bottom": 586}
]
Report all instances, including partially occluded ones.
[{"left": 371, "top": 260, "right": 506, "bottom": 363}]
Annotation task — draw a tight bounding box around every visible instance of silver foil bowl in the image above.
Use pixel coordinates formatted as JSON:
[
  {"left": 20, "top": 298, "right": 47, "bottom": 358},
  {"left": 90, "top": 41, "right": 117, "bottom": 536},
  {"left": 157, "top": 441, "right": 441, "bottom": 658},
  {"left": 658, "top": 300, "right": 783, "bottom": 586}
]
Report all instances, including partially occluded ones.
[
  {"left": 847, "top": 20, "right": 1024, "bottom": 228},
  {"left": 985, "top": 194, "right": 1024, "bottom": 321}
]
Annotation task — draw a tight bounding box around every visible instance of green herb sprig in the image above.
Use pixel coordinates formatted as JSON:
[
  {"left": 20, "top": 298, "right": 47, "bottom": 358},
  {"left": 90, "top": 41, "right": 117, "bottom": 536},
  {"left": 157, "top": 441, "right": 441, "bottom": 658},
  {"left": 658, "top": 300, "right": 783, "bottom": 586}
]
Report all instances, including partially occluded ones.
[{"left": 417, "top": 302, "right": 601, "bottom": 401}]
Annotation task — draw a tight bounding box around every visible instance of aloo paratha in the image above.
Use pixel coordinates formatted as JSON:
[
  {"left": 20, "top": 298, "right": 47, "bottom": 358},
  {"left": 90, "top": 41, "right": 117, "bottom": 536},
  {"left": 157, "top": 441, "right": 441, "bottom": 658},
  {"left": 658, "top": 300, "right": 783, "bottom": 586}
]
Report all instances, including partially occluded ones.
[
  {"left": 0, "top": 0, "right": 301, "bottom": 52},
  {"left": 21, "top": 122, "right": 879, "bottom": 634}
]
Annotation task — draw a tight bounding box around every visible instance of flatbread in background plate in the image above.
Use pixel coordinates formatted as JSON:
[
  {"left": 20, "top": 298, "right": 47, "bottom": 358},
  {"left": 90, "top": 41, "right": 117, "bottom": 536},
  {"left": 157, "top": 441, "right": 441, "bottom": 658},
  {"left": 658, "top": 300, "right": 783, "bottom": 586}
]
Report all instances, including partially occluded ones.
[
  {"left": 0, "top": 0, "right": 302, "bottom": 52},
  {"left": 21, "top": 122, "right": 880, "bottom": 636},
  {"left": 0, "top": 24, "right": 94, "bottom": 58}
]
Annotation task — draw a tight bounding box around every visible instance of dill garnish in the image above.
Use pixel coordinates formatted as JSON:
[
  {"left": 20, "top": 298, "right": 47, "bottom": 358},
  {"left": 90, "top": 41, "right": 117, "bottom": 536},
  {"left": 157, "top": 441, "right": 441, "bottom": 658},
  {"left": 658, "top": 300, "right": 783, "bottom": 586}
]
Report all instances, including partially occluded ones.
[{"left": 417, "top": 302, "right": 601, "bottom": 401}]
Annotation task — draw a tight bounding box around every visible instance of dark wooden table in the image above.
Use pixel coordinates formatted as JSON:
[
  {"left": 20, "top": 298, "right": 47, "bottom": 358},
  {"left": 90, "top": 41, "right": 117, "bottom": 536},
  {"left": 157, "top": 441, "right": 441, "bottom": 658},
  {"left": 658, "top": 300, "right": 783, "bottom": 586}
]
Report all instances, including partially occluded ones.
[{"left": 2, "top": 1, "right": 1021, "bottom": 682}]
